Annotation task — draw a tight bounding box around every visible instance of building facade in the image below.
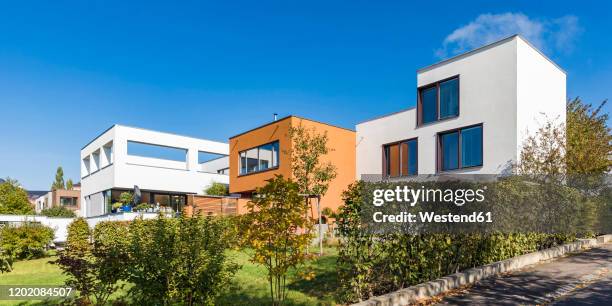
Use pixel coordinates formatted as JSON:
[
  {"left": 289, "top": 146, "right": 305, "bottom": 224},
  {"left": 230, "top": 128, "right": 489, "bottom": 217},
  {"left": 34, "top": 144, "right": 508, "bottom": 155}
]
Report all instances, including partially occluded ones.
[
  {"left": 80, "top": 125, "right": 229, "bottom": 217},
  {"left": 356, "top": 35, "right": 566, "bottom": 177},
  {"left": 229, "top": 115, "right": 356, "bottom": 212},
  {"left": 34, "top": 188, "right": 81, "bottom": 215}
]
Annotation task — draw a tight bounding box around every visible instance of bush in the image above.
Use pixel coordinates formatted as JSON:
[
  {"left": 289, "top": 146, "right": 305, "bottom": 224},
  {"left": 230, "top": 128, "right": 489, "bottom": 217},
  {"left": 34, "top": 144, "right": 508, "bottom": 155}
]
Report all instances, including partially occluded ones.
[
  {"left": 204, "top": 182, "right": 228, "bottom": 196},
  {"left": 127, "top": 214, "right": 238, "bottom": 305},
  {"left": 56, "top": 218, "right": 128, "bottom": 305},
  {"left": 336, "top": 180, "right": 581, "bottom": 303},
  {"left": 40, "top": 206, "right": 76, "bottom": 217},
  {"left": 0, "top": 222, "right": 54, "bottom": 260},
  {"left": 56, "top": 215, "right": 239, "bottom": 305},
  {"left": 0, "top": 246, "right": 13, "bottom": 273}
]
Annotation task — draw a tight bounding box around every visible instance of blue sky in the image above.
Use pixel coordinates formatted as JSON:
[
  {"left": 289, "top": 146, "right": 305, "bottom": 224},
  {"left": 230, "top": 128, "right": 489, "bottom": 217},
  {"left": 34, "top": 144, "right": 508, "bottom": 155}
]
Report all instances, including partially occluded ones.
[{"left": 1, "top": 0, "right": 611, "bottom": 190}]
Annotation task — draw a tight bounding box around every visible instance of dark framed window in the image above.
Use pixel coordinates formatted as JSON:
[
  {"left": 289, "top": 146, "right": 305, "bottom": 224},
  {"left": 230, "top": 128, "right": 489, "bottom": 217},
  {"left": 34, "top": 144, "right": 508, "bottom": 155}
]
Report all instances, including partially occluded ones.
[
  {"left": 418, "top": 76, "right": 459, "bottom": 125},
  {"left": 383, "top": 138, "right": 418, "bottom": 177},
  {"left": 239, "top": 141, "right": 280, "bottom": 175},
  {"left": 437, "top": 124, "right": 482, "bottom": 171}
]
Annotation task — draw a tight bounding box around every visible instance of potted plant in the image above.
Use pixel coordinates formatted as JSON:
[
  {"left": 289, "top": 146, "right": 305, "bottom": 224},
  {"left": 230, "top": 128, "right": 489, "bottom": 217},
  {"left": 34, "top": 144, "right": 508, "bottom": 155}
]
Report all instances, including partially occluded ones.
[
  {"left": 112, "top": 202, "right": 123, "bottom": 213},
  {"left": 135, "top": 203, "right": 150, "bottom": 213},
  {"left": 119, "top": 192, "right": 134, "bottom": 213}
]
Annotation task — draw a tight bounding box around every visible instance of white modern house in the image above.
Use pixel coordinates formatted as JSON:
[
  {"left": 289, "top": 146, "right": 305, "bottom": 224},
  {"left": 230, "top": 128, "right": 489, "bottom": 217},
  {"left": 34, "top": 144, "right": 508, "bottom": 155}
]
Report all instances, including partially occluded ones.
[
  {"left": 356, "top": 35, "right": 566, "bottom": 177},
  {"left": 80, "top": 125, "right": 229, "bottom": 217}
]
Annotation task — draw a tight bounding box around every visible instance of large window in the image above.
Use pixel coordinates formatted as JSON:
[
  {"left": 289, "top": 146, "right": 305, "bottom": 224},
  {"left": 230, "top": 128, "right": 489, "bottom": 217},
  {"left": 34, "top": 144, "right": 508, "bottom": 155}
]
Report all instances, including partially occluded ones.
[
  {"left": 239, "top": 141, "right": 280, "bottom": 175},
  {"left": 418, "top": 76, "right": 459, "bottom": 125},
  {"left": 60, "top": 197, "right": 78, "bottom": 206},
  {"left": 438, "top": 124, "right": 482, "bottom": 171},
  {"left": 383, "top": 138, "right": 418, "bottom": 177}
]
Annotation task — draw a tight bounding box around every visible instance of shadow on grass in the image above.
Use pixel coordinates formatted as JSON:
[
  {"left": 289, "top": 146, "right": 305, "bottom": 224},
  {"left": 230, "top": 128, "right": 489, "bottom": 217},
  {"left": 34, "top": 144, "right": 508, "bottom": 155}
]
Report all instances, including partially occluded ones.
[{"left": 287, "top": 253, "right": 339, "bottom": 303}]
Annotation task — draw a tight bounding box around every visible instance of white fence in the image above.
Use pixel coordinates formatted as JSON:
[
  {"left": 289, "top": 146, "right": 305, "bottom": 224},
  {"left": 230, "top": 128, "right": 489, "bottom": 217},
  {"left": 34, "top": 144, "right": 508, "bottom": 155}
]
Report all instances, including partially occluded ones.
[{"left": 0, "top": 213, "right": 163, "bottom": 243}]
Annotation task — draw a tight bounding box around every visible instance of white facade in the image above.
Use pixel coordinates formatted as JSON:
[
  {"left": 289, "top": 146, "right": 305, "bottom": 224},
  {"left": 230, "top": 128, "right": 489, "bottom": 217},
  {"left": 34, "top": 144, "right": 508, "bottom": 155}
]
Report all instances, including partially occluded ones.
[
  {"left": 80, "top": 125, "right": 229, "bottom": 217},
  {"left": 356, "top": 35, "right": 566, "bottom": 177}
]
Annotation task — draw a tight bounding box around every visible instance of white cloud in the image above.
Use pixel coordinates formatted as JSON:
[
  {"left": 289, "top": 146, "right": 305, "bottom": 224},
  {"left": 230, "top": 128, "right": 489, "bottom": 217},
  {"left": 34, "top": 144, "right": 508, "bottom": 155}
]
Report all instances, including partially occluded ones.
[{"left": 436, "top": 13, "right": 582, "bottom": 58}]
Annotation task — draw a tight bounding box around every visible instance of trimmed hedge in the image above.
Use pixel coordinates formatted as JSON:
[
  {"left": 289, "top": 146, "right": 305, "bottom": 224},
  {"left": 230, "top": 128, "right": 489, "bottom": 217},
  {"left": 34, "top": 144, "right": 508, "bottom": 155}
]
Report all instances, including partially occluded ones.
[{"left": 335, "top": 180, "right": 590, "bottom": 303}]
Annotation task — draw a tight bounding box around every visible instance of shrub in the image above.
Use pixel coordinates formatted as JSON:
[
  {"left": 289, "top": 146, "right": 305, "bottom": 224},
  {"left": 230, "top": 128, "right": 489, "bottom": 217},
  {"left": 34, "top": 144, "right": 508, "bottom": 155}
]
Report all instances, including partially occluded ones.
[
  {"left": 40, "top": 206, "right": 76, "bottom": 217},
  {"left": 0, "top": 246, "right": 13, "bottom": 273},
  {"left": 0, "top": 222, "right": 54, "bottom": 260},
  {"left": 336, "top": 180, "right": 581, "bottom": 303},
  {"left": 204, "top": 182, "right": 228, "bottom": 196},
  {"left": 57, "top": 219, "right": 131, "bottom": 306},
  {"left": 134, "top": 203, "right": 151, "bottom": 212},
  {"left": 127, "top": 214, "right": 238, "bottom": 305}
]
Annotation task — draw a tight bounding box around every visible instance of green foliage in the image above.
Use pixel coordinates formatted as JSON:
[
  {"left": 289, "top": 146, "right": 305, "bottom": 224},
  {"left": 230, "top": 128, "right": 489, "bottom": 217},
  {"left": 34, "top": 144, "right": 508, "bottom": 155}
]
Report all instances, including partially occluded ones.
[
  {"left": 0, "top": 222, "right": 54, "bottom": 260},
  {"left": 336, "top": 181, "right": 581, "bottom": 303},
  {"left": 51, "top": 166, "right": 65, "bottom": 191},
  {"left": 0, "top": 246, "right": 13, "bottom": 273},
  {"left": 127, "top": 214, "right": 238, "bottom": 305},
  {"left": 288, "top": 124, "right": 338, "bottom": 197},
  {"left": 242, "top": 175, "right": 313, "bottom": 305},
  {"left": 112, "top": 202, "right": 123, "bottom": 210},
  {"left": 119, "top": 192, "right": 133, "bottom": 205},
  {"left": 134, "top": 203, "right": 151, "bottom": 212},
  {"left": 56, "top": 218, "right": 129, "bottom": 306},
  {"left": 566, "top": 97, "right": 612, "bottom": 174},
  {"left": 204, "top": 182, "right": 229, "bottom": 196},
  {"left": 0, "top": 179, "right": 34, "bottom": 215},
  {"left": 40, "top": 206, "right": 76, "bottom": 217},
  {"left": 66, "top": 179, "right": 74, "bottom": 190}
]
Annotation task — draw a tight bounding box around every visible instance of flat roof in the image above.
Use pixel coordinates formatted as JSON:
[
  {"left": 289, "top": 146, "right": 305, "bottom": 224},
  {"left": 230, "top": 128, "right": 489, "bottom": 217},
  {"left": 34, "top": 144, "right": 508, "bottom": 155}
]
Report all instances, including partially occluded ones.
[
  {"left": 81, "top": 124, "right": 227, "bottom": 150},
  {"left": 417, "top": 34, "right": 565, "bottom": 74},
  {"left": 357, "top": 106, "right": 416, "bottom": 125},
  {"left": 229, "top": 115, "right": 355, "bottom": 139}
]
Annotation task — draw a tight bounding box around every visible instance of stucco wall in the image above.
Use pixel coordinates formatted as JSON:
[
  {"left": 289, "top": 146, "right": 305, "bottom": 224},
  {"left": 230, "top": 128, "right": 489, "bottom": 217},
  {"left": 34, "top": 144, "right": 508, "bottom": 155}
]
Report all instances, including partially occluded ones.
[{"left": 357, "top": 36, "right": 524, "bottom": 176}]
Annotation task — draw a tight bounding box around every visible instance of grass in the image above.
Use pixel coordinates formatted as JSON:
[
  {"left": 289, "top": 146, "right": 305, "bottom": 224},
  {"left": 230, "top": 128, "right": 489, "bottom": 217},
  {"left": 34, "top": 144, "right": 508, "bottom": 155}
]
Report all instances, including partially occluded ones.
[{"left": 0, "top": 248, "right": 339, "bottom": 305}]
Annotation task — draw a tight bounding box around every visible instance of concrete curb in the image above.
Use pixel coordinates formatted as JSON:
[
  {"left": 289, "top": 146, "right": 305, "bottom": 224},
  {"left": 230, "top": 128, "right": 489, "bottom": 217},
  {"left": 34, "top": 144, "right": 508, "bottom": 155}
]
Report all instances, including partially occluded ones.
[{"left": 351, "top": 235, "right": 610, "bottom": 306}]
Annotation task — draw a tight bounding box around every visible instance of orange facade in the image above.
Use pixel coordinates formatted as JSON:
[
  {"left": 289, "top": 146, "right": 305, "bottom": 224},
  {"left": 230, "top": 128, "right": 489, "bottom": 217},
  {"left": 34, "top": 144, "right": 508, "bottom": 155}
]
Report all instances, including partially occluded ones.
[{"left": 229, "top": 116, "right": 356, "bottom": 212}]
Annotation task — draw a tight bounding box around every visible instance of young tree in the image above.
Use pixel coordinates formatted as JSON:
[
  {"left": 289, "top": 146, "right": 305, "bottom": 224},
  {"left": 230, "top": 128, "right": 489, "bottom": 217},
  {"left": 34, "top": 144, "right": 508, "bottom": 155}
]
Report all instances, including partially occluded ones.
[
  {"left": 204, "top": 182, "right": 228, "bottom": 196},
  {"left": 0, "top": 178, "right": 34, "bottom": 214},
  {"left": 288, "top": 124, "right": 338, "bottom": 200},
  {"left": 242, "top": 175, "right": 313, "bottom": 305},
  {"left": 51, "top": 166, "right": 65, "bottom": 191},
  {"left": 66, "top": 179, "right": 74, "bottom": 190},
  {"left": 288, "top": 124, "right": 338, "bottom": 254}
]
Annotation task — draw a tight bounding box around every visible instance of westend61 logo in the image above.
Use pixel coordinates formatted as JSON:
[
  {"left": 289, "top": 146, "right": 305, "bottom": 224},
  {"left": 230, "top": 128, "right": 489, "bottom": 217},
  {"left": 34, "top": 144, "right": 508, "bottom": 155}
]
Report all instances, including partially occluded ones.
[{"left": 371, "top": 185, "right": 486, "bottom": 207}]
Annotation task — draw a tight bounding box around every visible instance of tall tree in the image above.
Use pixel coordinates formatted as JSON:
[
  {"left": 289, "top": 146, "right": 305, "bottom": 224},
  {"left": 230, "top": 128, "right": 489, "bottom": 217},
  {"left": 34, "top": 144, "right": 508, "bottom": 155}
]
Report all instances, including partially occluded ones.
[
  {"left": 66, "top": 179, "right": 74, "bottom": 190},
  {"left": 566, "top": 98, "right": 612, "bottom": 174},
  {"left": 0, "top": 178, "right": 34, "bottom": 214},
  {"left": 51, "top": 167, "right": 65, "bottom": 191},
  {"left": 517, "top": 97, "right": 612, "bottom": 177}
]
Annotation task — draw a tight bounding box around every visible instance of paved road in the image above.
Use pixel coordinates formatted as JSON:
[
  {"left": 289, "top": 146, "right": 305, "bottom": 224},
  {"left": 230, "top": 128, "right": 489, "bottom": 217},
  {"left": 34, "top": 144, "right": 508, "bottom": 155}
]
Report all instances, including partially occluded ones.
[{"left": 436, "top": 243, "right": 612, "bottom": 305}]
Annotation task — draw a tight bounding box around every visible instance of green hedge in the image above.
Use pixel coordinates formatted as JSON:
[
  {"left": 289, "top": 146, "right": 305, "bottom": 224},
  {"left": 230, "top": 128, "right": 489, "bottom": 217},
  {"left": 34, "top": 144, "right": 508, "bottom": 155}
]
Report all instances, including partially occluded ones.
[
  {"left": 57, "top": 214, "right": 238, "bottom": 305},
  {"left": 40, "top": 206, "right": 77, "bottom": 217},
  {"left": 335, "top": 180, "right": 587, "bottom": 303}
]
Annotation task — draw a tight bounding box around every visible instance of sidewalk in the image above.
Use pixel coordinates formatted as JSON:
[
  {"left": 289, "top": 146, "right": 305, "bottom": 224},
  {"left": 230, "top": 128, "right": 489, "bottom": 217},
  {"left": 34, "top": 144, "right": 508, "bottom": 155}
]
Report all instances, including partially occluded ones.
[{"left": 437, "top": 243, "right": 611, "bottom": 305}]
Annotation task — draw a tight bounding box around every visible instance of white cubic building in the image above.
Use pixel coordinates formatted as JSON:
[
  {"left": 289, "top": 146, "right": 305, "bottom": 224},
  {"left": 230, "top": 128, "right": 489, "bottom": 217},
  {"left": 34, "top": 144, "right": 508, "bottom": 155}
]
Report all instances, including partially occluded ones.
[
  {"left": 80, "top": 125, "right": 229, "bottom": 217},
  {"left": 356, "top": 35, "right": 566, "bottom": 177}
]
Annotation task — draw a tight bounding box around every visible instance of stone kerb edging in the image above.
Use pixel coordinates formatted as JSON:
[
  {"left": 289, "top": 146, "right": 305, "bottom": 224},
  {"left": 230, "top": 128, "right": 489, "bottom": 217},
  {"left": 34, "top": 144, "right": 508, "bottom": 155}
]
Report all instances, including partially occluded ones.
[{"left": 351, "top": 235, "right": 609, "bottom": 306}]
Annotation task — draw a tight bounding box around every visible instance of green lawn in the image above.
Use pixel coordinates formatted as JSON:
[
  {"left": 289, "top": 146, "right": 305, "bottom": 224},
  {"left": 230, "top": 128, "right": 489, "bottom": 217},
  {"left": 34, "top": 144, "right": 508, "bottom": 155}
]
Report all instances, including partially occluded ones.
[{"left": 0, "top": 248, "right": 339, "bottom": 305}]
